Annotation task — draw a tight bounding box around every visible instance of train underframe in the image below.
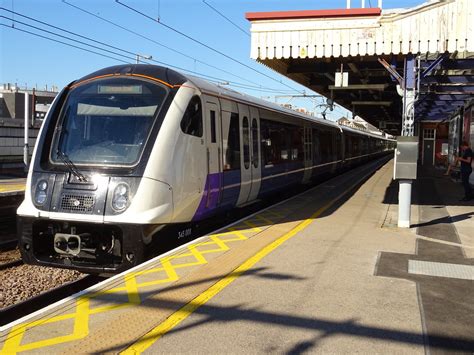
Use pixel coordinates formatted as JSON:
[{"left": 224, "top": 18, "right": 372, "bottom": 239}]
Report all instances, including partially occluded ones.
[{"left": 18, "top": 217, "right": 149, "bottom": 274}]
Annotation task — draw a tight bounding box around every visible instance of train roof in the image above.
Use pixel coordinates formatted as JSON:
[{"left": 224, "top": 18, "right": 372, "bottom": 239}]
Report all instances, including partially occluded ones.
[
  {"left": 184, "top": 74, "right": 340, "bottom": 130},
  {"left": 75, "top": 64, "right": 390, "bottom": 140},
  {"left": 75, "top": 64, "right": 188, "bottom": 87}
]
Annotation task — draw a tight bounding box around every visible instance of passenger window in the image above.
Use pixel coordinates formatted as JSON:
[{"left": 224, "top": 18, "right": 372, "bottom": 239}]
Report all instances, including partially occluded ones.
[
  {"left": 281, "top": 127, "right": 290, "bottom": 161},
  {"left": 252, "top": 118, "right": 259, "bottom": 168},
  {"left": 260, "top": 119, "right": 272, "bottom": 166},
  {"left": 312, "top": 128, "right": 321, "bottom": 164},
  {"left": 243, "top": 116, "right": 250, "bottom": 169},
  {"left": 291, "top": 127, "right": 303, "bottom": 161},
  {"left": 210, "top": 110, "right": 216, "bottom": 143},
  {"left": 224, "top": 113, "right": 240, "bottom": 170},
  {"left": 345, "top": 135, "right": 351, "bottom": 157},
  {"left": 180, "top": 96, "right": 203, "bottom": 137}
]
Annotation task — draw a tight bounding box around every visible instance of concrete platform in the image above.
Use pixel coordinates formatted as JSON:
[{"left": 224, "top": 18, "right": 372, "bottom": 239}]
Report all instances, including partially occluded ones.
[{"left": 1, "top": 159, "right": 472, "bottom": 354}]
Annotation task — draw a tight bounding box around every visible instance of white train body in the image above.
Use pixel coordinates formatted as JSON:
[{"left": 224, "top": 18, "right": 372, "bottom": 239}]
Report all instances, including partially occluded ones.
[{"left": 18, "top": 65, "right": 393, "bottom": 273}]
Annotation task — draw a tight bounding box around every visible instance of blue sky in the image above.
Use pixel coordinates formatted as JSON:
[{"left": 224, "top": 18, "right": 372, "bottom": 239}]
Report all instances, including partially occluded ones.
[{"left": 1, "top": 0, "right": 425, "bottom": 120}]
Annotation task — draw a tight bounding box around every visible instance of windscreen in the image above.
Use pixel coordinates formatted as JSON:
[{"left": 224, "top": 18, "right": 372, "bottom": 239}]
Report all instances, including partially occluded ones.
[{"left": 51, "top": 77, "right": 168, "bottom": 166}]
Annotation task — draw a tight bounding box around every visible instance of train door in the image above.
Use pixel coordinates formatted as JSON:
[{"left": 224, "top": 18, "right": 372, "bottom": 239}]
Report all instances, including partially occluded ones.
[
  {"left": 204, "top": 98, "right": 223, "bottom": 209},
  {"left": 248, "top": 106, "right": 261, "bottom": 200},
  {"left": 236, "top": 104, "right": 251, "bottom": 205},
  {"left": 303, "top": 124, "right": 313, "bottom": 183}
]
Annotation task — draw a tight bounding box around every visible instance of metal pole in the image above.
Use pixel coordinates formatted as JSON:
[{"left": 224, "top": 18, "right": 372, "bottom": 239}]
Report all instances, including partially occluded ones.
[
  {"left": 398, "top": 54, "right": 416, "bottom": 228},
  {"left": 24, "top": 91, "right": 29, "bottom": 169},
  {"left": 378, "top": 0, "right": 383, "bottom": 8},
  {"left": 347, "top": 0, "right": 351, "bottom": 9},
  {"left": 31, "top": 88, "right": 36, "bottom": 127},
  {"left": 398, "top": 180, "right": 412, "bottom": 228},
  {"left": 361, "top": 0, "right": 365, "bottom": 8}
]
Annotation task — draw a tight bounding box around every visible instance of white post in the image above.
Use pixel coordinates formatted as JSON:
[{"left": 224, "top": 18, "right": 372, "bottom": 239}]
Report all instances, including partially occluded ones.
[
  {"left": 347, "top": 0, "right": 351, "bottom": 9},
  {"left": 361, "top": 0, "right": 365, "bottom": 8},
  {"left": 398, "top": 180, "right": 412, "bottom": 228},
  {"left": 24, "top": 92, "right": 29, "bottom": 169},
  {"left": 378, "top": 0, "right": 383, "bottom": 8},
  {"left": 397, "top": 55, "right": 417, "bottom": 228}
]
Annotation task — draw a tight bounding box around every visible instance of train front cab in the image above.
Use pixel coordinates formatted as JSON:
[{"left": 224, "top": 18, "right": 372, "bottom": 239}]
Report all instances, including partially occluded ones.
[{"left": 18, "top": 70, "right": 183, "bottom": 274}]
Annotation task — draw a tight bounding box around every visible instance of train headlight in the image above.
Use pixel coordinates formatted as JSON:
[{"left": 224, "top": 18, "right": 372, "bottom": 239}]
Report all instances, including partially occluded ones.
[
  {"left": 35, "top": 180, "right": 48, "bottom": 205},
  {"left": 112, "top": 183, "right": 129, "bottom": 211}
]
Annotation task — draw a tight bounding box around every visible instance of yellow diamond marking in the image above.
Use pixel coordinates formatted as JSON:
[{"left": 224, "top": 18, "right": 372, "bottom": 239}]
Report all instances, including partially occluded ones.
[{"left": 0, "top": 211, "right": 276, "bottom": 353}]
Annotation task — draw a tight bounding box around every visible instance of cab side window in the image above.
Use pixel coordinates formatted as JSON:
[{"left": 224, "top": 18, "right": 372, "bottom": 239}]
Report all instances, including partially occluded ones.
[{"left": 180, "top": 96, "right": 203, "bottom": 137}]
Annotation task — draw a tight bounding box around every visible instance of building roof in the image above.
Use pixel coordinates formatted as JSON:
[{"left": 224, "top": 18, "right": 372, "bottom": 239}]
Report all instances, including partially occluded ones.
[
  {"left": 245, "top": 8, "right": 381, "bottom": 21},
  {"left": 246, "top": 0, "right": 474, "bottom": 133},
  {"left": 247, "top": 0, "right": 473, "bottom": 60}
]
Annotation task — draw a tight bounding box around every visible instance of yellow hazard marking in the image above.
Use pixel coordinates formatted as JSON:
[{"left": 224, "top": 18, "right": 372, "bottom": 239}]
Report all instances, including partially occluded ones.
[
  {"left": 121, "top": 201, "right": 332, "bottom": 355},
  {"left": 242, "top": 220, "right": 262, "bottom": 232},
  {"left": 1, "top": 297, "right": 90, "bottom": 353},
  {"left": 254, "top": 214, "right": 274, "bottom": 225},
  {"left": 0, "top": 216, "right": 276, "bottom": 354}
]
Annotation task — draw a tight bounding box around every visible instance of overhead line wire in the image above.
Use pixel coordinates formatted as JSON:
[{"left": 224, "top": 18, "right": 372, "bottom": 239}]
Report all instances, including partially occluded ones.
[
  {"left": 202, "top": 0, "right": 250, "bottom": 37},
  {"left": 115, "top": 0, "right": 314, "bottom": 96},
  {"left": 0, "top": 23, "right": 130, "bottom": 64},
  {"left": 3, "top": 19, "right": 327, "bottom": 114},
  {"left": 1, "top": 7, "right": 313, "bottom": 97},
  {"left": 2, "top": 15, "right": 296, "bottom": 94},
  {"left": 0, "top": 7, "right": 141, "bottom": 59},
  {"left": 2, "top": 4, "right": 299, "bottom": 95},
  {"left": 61, "top": 0, "right": 263, "bottom": 87},
  {"left": 0, "top": 15, "right": 138, "bottom": 62}
]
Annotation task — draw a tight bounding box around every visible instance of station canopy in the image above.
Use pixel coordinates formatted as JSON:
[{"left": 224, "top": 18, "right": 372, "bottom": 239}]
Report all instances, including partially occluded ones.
[{"left": 246, "top": 0, "right": 474, "bottom": 135}]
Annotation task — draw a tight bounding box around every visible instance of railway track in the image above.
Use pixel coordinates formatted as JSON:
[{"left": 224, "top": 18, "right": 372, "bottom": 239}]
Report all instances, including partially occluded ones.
[
  {"left": 0, "top": 214, "right": 18, "bottom": 251},
  {"left": 0, "top": 259, "right": 22, "bottom": 271},
  {"left": 0, "top": 239, "right": 18, "bottom": 252},
  {"left": 0, "top": 246, "right": 21, "bottom": 267},
  {"left": 0, "top": 274, "right": 103, "bottom": 327}
]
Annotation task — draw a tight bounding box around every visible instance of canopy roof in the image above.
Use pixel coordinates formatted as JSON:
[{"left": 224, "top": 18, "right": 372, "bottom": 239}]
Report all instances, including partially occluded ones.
[{"left": 246, "top": 0, "right": 474, "bottom": 134}]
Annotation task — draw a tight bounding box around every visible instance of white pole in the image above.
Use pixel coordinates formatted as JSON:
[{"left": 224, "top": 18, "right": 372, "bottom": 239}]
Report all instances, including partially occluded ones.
[
  {"left": 378, "top": 0, "right": 383, "bottom": 8},
  {"left": 347, "top": 0, "right": 351, "bottom": 9},
  {"left": 361, "top": 0, "right": 365, "bottom": 8},
  {"left": 398, "top": 180, "right": 412, "bottom": 228},
  {"left": 24, "top": 92, "right": 29, "bottom": 168}
]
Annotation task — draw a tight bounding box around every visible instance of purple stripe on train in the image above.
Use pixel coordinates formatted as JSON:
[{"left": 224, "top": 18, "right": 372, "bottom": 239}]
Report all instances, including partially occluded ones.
[{"left": 192, "top": 172, "right": 222, "bottom": 221}]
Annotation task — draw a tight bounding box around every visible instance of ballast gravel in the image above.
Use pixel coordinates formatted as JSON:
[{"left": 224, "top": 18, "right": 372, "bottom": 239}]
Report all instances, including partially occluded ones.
[
  {"left": 0, "top": 248, "right": 21, "bottom": 265},
  {"left": 0, "top": 264, "right": 83, "bottom": 309}
]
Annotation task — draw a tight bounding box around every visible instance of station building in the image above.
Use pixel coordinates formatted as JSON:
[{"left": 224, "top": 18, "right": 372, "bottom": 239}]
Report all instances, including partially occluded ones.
[{"left": 0, "top": 84, "right": 57, "bottom": 170}]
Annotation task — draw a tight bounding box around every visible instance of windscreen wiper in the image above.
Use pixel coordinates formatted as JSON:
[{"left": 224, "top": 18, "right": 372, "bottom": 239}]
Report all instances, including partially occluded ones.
[{"left": 57, "top": 150, "right": 88, "bottom": 182}]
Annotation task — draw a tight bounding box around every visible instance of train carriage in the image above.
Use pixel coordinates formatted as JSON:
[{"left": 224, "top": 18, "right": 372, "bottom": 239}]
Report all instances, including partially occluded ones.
[{"left": 18, "top": 64, "right": 393, "bottom": 274}]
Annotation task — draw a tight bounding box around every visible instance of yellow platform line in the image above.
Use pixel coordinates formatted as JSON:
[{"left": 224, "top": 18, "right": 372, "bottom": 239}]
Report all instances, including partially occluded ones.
[
  {"left": 121, "top": 201, "right": 333, "bottom": 355},
  {"left": 0, "top": 184, "right": 25, "bottom": 193}
]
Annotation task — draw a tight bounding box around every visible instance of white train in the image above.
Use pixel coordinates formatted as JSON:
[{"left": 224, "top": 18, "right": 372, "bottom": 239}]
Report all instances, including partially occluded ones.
[{"left": 18, "top": 64, "right": 394, "bottom": 273}]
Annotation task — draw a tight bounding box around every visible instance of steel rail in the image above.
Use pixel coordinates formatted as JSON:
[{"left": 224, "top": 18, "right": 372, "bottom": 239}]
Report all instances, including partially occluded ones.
[{"left": 0, "top": 274, "right": 103, "bottom": 326}]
